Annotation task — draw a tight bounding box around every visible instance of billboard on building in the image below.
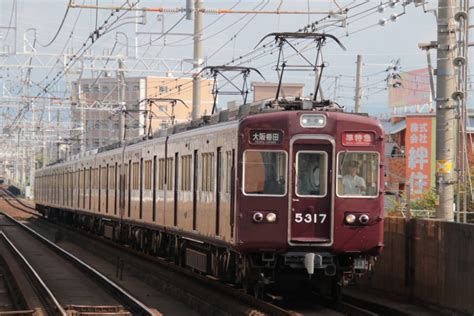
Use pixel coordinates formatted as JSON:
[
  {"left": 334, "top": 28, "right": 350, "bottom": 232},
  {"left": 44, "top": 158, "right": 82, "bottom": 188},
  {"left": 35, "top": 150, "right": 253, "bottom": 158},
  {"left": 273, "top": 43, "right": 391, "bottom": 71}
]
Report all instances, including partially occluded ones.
[
  {"left": 388, "top": 68, "right": 432, "bottom": 108},
  {"left": 405, "top": 116, "right": 436, "bottom": 199}
]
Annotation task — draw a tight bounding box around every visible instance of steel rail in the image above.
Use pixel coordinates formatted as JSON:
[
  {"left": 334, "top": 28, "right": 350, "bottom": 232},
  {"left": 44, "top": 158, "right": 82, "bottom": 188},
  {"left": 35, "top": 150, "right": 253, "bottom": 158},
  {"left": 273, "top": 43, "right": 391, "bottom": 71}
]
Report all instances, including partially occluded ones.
[
  {"left": 0, "top": 232, "right": 67, "bottom": 316},
  {"left": 0, "top": 190, "right": 38, "bottom": 217},
  {"left": 1, "top": 212, "right": 156, "bottom": 316},
  {"left": 0, "top": 189, "right": 36, "bottom": 211}
]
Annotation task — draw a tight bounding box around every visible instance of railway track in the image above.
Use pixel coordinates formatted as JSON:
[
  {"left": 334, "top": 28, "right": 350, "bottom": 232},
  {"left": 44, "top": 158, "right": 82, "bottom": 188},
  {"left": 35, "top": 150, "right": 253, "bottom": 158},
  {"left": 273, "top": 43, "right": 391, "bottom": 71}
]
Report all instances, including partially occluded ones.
[
  {"left": 0, "top": 210, "right": 155, "bottom": 316},
  {"left": 0, "top": 191, "right": 402, "bottom": 316}
]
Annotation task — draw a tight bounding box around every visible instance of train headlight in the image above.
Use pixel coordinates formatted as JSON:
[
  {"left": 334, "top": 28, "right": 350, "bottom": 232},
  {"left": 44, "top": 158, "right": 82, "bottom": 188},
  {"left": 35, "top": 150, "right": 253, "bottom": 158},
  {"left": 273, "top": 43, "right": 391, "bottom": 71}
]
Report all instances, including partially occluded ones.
[
  {"left": 253, "top": 212, "right": 264, "bottom": 223},
  {"left": 345, "top": 214, "right": 357, "bottom": 225},
  {"left": 359, "top": 214, "right": 370, "bottom": 225},
  {"left": 266, "top": 212, "right": 277, "bottom": 223},
  {"left": 300, "top": 114, "right": 326, "bottom": 128}
]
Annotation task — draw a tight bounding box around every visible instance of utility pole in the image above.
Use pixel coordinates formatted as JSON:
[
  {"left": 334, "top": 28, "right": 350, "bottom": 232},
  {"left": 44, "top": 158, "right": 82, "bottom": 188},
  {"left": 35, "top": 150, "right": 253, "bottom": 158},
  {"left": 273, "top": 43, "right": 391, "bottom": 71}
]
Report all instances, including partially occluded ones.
[
  {"left": 435, "top": 0, "right": 456, "bottom": 221},
  {"left": 118, "top": 59, "right": 126, "bottom": 145},
  {"left": 453, "top": 0, "right": 470, "bottom": 223},
  {"left": 354, "top": 55, "right": 363, "bottom": 113},
  {"left": 191, "top": 0, "right": 204, "bottom": 120}
]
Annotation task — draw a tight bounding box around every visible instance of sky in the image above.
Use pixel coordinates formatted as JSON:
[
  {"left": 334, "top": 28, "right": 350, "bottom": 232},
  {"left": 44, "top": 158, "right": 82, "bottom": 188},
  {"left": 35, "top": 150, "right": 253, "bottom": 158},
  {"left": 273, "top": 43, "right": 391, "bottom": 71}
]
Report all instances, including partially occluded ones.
[{"left": 0, "top": 1, "right": 445, "bottom": 118}]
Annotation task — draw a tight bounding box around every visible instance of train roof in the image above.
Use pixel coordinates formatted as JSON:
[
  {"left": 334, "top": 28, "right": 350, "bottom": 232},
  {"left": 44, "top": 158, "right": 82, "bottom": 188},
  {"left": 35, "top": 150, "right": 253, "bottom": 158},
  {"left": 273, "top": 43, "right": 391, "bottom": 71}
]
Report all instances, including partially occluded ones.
[{"left": 45, "top": 99, "right": 378, "bottom": 168}]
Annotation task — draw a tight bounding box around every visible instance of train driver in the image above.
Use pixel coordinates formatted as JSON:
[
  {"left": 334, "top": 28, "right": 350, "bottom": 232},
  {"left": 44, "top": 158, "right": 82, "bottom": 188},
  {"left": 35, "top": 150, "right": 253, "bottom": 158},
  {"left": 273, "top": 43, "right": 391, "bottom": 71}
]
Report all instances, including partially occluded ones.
[{"left": 342, "top": 160, "right": 366, "bottom": 195}]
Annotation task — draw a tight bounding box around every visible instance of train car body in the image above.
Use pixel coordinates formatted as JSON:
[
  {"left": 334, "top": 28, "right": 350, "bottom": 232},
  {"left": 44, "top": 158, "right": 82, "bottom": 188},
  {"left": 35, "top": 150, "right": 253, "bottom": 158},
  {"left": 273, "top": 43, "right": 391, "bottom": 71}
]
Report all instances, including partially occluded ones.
[{"left": 35, "top": 104, "right": 384, "bottom": 296}]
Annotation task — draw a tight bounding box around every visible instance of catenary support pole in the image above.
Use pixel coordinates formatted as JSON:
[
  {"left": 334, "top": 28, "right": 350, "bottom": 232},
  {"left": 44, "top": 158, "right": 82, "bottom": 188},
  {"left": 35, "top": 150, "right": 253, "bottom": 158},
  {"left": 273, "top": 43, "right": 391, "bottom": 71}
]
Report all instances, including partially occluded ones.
[
  {"left": 354, "top": 55, "right": 363, "bottom": 113},
  {"left": 191, "top": 0, "right": 203, "bottom": 120},
  {"left": 436, "top": 0, "right": 456, "bottom": 221},
  {"left": 118, "top": 59, "right": 126, "bottom": 145}
]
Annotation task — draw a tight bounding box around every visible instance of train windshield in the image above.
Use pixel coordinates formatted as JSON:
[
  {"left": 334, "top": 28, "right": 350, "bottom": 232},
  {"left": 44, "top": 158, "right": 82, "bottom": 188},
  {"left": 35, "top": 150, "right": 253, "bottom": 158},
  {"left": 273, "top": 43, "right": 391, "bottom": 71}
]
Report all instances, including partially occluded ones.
[
  {"left": 243, "top": 150, "right": 287, "bottom": 196},
  {"left": 296, "top": 151, "right": 327, "bottom": 197},
  {"left": 336, "top": 152, "right": 379, "bottom": 198}
]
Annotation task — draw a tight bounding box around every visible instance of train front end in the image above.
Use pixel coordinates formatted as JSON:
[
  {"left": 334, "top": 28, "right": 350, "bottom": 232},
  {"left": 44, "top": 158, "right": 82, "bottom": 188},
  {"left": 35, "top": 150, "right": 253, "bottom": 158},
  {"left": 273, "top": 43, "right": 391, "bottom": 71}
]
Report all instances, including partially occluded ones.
[{"left": 236, "top": 110, "right": 384, "bottom": 294}]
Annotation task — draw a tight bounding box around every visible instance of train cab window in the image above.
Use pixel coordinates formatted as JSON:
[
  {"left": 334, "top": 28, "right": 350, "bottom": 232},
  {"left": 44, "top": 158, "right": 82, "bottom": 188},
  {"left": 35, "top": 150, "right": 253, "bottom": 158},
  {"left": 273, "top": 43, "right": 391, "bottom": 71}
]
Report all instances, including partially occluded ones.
[
  {"left": 243, "top": 150, "right": 287, "bottom": 196},
  {"left": 336, "top": 152, "right": 380, "bottom": 198},
  {"left": 296, "top": 152, "right": 327, "bottom": 197}
]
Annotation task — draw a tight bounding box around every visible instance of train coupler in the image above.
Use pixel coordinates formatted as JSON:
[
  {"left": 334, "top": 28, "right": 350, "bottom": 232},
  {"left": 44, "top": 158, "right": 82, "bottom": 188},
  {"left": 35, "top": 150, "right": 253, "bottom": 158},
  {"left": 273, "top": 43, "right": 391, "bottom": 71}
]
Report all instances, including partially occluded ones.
[{"left": 283, "top": 252, "right": 335, "bottom": 276}]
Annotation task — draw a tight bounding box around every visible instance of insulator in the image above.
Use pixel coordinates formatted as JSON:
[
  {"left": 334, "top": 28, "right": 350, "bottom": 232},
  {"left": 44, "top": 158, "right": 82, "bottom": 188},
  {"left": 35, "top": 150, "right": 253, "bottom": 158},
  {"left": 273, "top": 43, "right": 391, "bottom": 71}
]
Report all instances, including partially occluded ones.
[
  {"left": 453, "top": 56, "right": 466, "bottom": 67},
  {"left": 454, "top": 11, "right": 468, "bottom": 22},
  {"left": 452, "top": 91, "right": 464, "bottom": 101}
]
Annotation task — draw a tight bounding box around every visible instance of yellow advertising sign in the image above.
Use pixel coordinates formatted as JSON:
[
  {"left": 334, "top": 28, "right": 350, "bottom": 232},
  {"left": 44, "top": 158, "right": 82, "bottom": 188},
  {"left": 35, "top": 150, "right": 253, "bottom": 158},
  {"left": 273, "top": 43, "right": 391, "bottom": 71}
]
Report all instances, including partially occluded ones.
[{"left": 436, "top": 160, "right": 452, "bottom": 174}]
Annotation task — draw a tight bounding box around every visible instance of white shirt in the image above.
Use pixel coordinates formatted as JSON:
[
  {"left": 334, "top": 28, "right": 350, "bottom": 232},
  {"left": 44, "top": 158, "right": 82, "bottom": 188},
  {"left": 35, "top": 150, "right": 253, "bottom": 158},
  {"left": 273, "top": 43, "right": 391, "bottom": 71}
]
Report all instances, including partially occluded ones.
[{"left": 342, "top": 174, "right": 366, "bottom": 195}]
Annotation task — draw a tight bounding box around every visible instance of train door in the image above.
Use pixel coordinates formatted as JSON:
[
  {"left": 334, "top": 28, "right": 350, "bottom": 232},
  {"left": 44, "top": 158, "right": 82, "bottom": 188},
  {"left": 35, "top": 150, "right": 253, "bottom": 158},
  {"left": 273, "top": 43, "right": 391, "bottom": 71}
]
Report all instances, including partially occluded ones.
[
  {"left": 139, "top": 158, "right": 143, "bottom": 219},
  {"left": 173, "top": 152, "right": 179, "bottom": 226},
  {"left": 215, "top": 147, "right": 221, "bottom": 236},
  {"left": 289, "top": 137, "right": 333, "bottom": 245},
  {"left": 192, "top": 150, "right": 198, "bottom": 230}
]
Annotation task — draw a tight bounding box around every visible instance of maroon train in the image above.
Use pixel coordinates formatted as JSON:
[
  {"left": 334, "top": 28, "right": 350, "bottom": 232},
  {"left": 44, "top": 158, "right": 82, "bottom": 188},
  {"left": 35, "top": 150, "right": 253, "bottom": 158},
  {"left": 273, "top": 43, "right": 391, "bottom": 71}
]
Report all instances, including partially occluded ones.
[{"left": 34, "top": 102, "right": 384, "bottom": 297}]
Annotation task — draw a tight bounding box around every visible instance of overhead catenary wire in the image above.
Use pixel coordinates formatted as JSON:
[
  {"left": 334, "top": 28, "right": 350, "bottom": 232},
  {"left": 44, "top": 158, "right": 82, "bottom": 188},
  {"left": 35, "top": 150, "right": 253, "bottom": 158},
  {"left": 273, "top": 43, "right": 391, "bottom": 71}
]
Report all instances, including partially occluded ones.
[
  {"left": 2, "top": 0, "right": 17, "bottom": 40},
  {"left": 3, "top": 0, "right": 429, "bottom": 155},
  {"left": 5, "top": 0, "right": 143, "bottom": 136},
  {"left": 37, "top": 0, "right": 73, "bottom": 47}
]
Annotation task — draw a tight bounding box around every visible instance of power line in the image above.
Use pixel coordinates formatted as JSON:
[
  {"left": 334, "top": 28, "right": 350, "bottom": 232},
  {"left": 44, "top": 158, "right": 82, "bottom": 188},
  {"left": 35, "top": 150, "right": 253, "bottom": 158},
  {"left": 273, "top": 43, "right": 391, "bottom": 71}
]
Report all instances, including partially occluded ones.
[{"left": 38, "top": 0, "right": 73, "bottom": 47}]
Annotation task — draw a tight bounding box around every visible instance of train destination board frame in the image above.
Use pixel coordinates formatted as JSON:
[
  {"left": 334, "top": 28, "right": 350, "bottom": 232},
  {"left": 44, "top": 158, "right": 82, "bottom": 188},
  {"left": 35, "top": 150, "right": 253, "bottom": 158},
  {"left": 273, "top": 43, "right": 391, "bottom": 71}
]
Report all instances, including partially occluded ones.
[{"left": 249, "top": 130, "right": 283, "bottom": 145}]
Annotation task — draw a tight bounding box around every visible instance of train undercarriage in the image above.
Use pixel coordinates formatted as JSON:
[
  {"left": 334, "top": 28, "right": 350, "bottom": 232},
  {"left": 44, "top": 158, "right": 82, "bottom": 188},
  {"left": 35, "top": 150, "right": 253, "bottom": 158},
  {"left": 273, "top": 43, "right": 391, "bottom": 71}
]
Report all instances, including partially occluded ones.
[{"left": 38, "top": 205, "right": 369, "bottom": 300}]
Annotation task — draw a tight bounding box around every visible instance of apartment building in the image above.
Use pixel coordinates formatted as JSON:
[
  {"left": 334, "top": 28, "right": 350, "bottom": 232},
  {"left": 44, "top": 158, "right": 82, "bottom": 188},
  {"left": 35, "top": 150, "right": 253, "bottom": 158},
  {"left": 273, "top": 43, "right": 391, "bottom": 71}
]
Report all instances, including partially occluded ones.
[{"left": 71, "top": 76, "right": 214, "bottom": 153}]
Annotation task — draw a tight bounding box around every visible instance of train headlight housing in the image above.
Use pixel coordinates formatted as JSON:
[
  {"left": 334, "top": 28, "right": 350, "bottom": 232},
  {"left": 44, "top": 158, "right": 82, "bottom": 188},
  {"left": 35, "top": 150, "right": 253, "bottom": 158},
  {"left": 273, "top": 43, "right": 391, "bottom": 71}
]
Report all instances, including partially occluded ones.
[
  {"left": 345, "top": 214, "right": 357, "bottom": 225},
  {"left": 266, "top": 212, "right": 277, "bottom": 223},
  {"left": 300, "top": 114, "right": 326, "bottom": 128},
  {"left": 253, "top": 212, "right": 264, "bottom": 223},
  {"left": 359, "top": 214, "right": 370, "bottom": 225}
]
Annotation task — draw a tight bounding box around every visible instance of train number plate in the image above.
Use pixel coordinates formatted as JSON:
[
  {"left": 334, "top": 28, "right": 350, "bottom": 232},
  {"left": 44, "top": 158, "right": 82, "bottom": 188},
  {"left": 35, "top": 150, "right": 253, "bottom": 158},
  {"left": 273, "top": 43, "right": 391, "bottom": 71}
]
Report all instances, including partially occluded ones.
[{"left": 294, "top": 213, "right": 327, "bottom": 224}]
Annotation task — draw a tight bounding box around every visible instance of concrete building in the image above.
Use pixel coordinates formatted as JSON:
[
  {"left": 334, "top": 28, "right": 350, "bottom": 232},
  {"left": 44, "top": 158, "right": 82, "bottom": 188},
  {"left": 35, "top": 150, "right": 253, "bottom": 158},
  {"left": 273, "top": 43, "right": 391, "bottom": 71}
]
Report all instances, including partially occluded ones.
[{"left": 71, "top": 76, "right": 214, "bottom": 153}]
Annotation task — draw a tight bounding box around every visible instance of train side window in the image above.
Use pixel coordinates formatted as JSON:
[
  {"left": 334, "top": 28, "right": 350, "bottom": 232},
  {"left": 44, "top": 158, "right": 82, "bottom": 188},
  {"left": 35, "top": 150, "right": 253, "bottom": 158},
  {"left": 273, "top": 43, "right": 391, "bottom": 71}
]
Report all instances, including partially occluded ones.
[
  {"left": 92, "top": 168, "right": 98, "bottom": 190},
  {"left": 336, "top": 152, "right": 380, "bottom": 198},
  {"left": 101, "top": 166, "right": 107, "bottom": 190},
  {"left": 243, "top": 150, "right": 287, "bottom": 196},
  {"left": 225, "top": 151, "right": 232, "bottom": 194},
  {"left": 158, "top": 159, "right": 165, "bottom": 190},
  {"left": 132, "top": 162, "right": 140, "bottom": 190},
  {"left": 96, "top": 168, "right": 99, "bottom": 189},
  {"left": 296, "top": 152, "right": 328, "bottom": 197},
  {"left": 181, "top": 155, "right": 192, "bottom": 191},
  {"left": 124, "top": 164, "right": 129, "bottom": 189},
  {"left": 166, "top": 158, "right": 173, "bottom": 191},
  {"left": 109, "top": 165, "right": 115, "bottom": 188},
  {"left": 144, "top": 160, "right": 152, "bottom": 190},
  {"left": 201, "top": 153, "right": 214, "bottom": 192}
]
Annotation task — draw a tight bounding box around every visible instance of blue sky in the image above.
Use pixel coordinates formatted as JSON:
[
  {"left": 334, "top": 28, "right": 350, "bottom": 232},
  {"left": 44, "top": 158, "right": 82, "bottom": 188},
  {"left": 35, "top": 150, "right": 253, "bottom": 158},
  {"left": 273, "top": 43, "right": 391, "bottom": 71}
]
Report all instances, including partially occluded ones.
[{"left": 0, "top": 1, "right": 442, "bottom": 116}]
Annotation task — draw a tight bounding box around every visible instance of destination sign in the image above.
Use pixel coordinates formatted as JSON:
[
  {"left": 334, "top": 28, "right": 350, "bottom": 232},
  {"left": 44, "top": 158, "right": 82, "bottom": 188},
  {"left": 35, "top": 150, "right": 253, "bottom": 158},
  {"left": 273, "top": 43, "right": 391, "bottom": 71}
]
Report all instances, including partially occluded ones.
[
  {"left": 342, "top": 132, "right": 374, "bottom": 146},
  {"left": 249, "top": 130, "right": 283, "bottom": 145}
]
